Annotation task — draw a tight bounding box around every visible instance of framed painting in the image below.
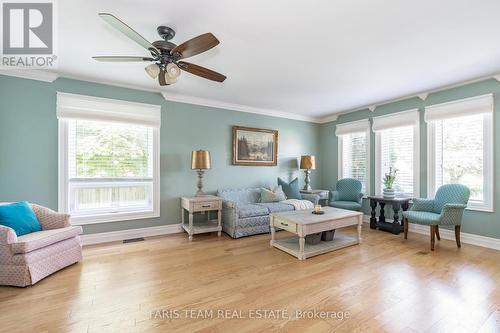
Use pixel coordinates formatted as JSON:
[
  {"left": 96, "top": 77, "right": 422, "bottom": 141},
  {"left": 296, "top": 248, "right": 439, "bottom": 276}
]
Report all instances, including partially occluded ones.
[{"left": 232, "top": 126, "right": 278, "bottom": 166}]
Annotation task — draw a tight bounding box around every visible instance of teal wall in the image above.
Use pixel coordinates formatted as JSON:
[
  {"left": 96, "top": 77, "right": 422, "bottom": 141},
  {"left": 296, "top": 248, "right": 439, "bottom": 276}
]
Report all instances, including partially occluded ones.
[
  {"left": 0, "top": 75, "right": 320, "bottom": 234},
  {"left": 2, "top": 73, "right": 499, "bottom": 239},
  {"left": 319, "top": 79, "right": 500, "bottom": 239}
]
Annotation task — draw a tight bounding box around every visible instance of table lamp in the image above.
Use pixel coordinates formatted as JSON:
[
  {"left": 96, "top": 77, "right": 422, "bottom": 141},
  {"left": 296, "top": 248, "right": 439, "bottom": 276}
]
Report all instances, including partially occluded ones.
[
  {"left": 191, "top": 150, "right": 211, "bottom": 196},
  {"left": 300, "top": 155, "right": 316, "bottom": 191}
]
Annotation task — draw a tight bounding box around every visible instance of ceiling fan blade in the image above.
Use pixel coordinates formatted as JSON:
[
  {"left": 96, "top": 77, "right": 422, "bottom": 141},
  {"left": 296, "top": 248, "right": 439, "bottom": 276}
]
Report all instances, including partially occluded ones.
[
  {"left": 99, "top": 13, "right": 159, "bottom": 55},
  {"left": 171, "top": 33, "right": 219, "bottom": 59},
  {"left": 93, "top": 56, "right": 154, "bottom": 62},
  {"left": 177, "top": 61, "right": 226, "bottom": 82}
]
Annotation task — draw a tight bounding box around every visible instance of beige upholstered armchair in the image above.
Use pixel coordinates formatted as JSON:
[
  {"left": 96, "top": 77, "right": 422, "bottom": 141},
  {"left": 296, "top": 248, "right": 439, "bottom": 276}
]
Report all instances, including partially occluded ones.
[{"left": 0, "top": 204, "right": 82, "bottom": 287}]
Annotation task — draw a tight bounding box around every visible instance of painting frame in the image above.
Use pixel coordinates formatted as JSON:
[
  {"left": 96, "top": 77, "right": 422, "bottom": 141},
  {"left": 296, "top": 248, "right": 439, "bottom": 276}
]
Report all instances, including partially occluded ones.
[{"left": 232, "top": 126, "right": 279, "bottom": 166}]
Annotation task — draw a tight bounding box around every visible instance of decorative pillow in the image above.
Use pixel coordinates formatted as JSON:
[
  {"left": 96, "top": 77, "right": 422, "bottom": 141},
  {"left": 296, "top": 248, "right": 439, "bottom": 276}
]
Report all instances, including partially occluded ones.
[
  {"left": 0, "top": 201, "right": 42, "bottom": 236},
  {"left": 261, "top": 186, "right": 287, "bottom": 203},
  {"left": 278, "top": 177, "right": 302, "bottom": 200}
]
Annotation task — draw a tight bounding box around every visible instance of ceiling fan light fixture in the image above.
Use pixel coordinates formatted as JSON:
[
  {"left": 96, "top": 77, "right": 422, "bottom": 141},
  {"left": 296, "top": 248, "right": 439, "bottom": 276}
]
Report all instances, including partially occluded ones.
[
  {"left": 165, "top": 63, "right": 181, "bottom": 84},
  {"left": 145, "top": 63, "right": 160, "bottom": 79}
]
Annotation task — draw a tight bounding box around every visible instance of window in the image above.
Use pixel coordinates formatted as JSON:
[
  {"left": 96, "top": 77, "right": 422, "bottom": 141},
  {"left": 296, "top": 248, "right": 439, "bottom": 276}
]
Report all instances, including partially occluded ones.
[
  {"left": 57, "top": 93, "right": 161, "bottom": 224},
  {"left": 336, "top": 120, "right": 370, "bottom": 194},
  {"left": 373, "top": 109, "right": 420, "bottom": 197},
  {"left": 426, "top": 94, "right": 493, "bottom": 211}
]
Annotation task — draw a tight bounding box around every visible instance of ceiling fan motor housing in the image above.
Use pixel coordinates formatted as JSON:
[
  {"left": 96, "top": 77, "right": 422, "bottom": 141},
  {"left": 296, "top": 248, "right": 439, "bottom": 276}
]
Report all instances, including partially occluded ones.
[
  {"left": 152, "top": 27, "right": 177, "bottom": 62},
  {"left": 157, "top": 26, "right": 175, "bottom": 41}
]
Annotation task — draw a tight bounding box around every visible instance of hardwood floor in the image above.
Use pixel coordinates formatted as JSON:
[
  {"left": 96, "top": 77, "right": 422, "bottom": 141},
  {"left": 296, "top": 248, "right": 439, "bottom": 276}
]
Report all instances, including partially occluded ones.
[{"left": 1, "top": 226, "right": 500, "bottom": 333}]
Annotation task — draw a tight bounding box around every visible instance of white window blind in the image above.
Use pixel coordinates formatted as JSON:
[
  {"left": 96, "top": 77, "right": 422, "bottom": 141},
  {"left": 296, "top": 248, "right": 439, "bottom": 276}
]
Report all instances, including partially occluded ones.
[
  {"left": 340, "top": 132, "right": 368, "bottom": 193},
  {"left": 372, "top": 109, "right": 419, "bottom": 132},
  {"left": 58, "top": 93, "right": 160, "bottom": 224},
  {"left": 57, "top": 92, "right": 161, "bottom": 128},
  {"left": 425, "top": 94, "right": 493, "bottom": 122},
  {"left": 379, "top": 126, "right": 415, "bottom": 196},
  {"left": 336, "top": 120, "right": 370, "bottom": 194},
  {"left": 373, "top": 109, "right": 419, "bottom": 197},
  {"left": 426, "top": 94, "right": 493, "bottom": 211}
]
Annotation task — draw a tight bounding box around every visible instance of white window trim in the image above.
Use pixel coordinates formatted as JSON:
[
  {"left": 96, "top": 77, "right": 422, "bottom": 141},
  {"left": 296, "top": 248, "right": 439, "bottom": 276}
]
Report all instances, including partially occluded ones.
[
  {"left": 336, "top": 120, "right": 371, "bottom": 196},
  {"left": 374, "top": 109, "right": 420, "bottom": 197},
  {"left": 426, "top": 110, "right": 494, "bottom": 213},
  {"left": 57, "top": 93, "right": 161, "bottom": 225}
]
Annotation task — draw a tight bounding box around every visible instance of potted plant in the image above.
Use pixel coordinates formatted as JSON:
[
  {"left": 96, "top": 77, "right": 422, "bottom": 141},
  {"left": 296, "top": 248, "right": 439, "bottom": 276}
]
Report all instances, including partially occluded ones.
[{"left": 383, "top": 167, "right": 398, "bottom": 198}]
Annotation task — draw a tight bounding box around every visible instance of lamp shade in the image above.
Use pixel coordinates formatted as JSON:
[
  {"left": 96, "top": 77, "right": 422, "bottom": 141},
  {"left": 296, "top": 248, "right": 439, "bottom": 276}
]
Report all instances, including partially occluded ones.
[
  {"left": 300, "top": 155, "right": 316, "bottom": 170},
  {"left": 145, "top": 64, "right": 160, "bottom": 79},
  {"left": 191, "top": 150, "right": 211, "bottom": 170},
  {"left": 165, "top": 63, "right": 181, "bottom": 84}
]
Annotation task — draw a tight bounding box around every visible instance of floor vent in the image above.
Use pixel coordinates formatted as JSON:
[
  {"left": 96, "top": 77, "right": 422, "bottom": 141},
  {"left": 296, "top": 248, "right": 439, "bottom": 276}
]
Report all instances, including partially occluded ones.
[{"left": 123, "top": 237, "right": 145, "bottom": 243}]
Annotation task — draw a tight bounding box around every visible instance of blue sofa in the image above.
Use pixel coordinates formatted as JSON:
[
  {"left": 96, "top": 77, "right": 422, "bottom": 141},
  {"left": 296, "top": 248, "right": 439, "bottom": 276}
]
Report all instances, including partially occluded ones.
[{"left": 217, "top": 188, "right": 319, "bottom": 238}]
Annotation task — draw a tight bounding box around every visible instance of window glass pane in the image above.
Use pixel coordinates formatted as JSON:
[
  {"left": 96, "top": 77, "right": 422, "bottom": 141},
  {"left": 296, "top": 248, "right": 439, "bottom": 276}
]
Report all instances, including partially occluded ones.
[
  {"left": 66, "top": 119, "right": 155, "bottom": 217},
  {"left": 69, "top": 120, "right": 153, "bottom": 179},
  {"left": 380, "top": 126, "right": 414, "bottom": 196},
  {"left": 70, "top": 183, "right": 152, "bottom": 213},
  {"left": 434, "top": 114, "right": 484, "bottom": 201},
  {"left": 341, "top": 132, "right": 367, "bottom": 193}
]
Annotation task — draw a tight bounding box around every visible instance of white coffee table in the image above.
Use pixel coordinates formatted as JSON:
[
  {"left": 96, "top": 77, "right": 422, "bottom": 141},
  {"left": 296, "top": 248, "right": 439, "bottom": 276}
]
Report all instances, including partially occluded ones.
[{"left": 270, "top": 207, "right": 363, "bottom": 260}]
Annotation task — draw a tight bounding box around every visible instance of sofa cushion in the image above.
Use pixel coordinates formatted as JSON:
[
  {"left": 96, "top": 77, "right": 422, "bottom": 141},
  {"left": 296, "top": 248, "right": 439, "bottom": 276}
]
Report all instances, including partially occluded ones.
[
  {"left": 329, "top": 201, "right": 362, "bottom": 211},
  {"left": 238, "top": 204, "right": 269, "bottom": 218},
  {"left": 0, "top": 201, "right": 42, "bottom": 236},
  {"left": 260, "top": 186, "right": 287, "bottom": 203},
  {"left": 11, "top": 226, "right": 83, "bottom": 254},
  {"left": 402, "top": 211, "right": 441, "bottom": 225},
  {"left": 278, "top": 178, "right": 302, "bottom": 200},
  {"left": 217, "top": 188, "right": 261, "bottom": 204},
  {"left": 256, "top": 202, "right": 294, "bottom": 213}
]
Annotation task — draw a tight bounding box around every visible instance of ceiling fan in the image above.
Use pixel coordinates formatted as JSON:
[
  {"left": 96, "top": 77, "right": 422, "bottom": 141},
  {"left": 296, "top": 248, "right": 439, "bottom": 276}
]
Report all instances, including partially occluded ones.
[{"left": 93, "top": 13, "right": 226, "bottom": 86}]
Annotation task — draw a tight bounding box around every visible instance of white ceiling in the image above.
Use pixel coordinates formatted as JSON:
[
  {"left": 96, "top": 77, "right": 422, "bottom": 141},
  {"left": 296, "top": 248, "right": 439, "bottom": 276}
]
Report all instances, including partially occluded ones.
[{"left": 57, "top": 0, "right": 500, "bottom": 120}]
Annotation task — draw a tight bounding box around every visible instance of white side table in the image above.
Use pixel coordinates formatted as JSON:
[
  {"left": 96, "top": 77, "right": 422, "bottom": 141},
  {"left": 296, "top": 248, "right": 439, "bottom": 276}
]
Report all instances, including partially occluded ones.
[
  {"left": 181, "top": 195, "right": 222, "bottom": 241},
  {"left": 300, "top": 189, "right": 330, "bottom": 206}
]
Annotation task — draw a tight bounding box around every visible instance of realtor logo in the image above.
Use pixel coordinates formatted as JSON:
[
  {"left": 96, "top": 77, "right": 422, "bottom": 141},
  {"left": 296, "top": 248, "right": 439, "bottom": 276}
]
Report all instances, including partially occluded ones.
[{"left": 1, "top": 1, "right": 57, "bottom": 68}]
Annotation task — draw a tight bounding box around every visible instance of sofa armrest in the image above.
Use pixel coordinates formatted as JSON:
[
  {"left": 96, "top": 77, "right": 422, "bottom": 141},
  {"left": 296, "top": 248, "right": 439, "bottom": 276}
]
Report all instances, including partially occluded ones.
[
  {"left": 357, "top": 192, "right": 364, "bottom": 204},
  {"left": 31, "top": 204, "right": 71, "bottom": 230},
  {"left": 301, "top": 193, "right": 319, "bottom": 205},
  {"left": 410, "top": 198, "right": 435, "bottom": 212},
  {"left": 0, "top": 225, "right": 17, "bottom": 245},
  {"left": 222, "top": 200, "right": 238, "bottom": 210},
  {"left": 220, "top": 199, "right": 240, "bottom": 237},
  {"left": 330, "top": 191, "right": 340, "bottom": 203},
  {"left": 440, "top": 203, "right": 467, "bottom": 226}
]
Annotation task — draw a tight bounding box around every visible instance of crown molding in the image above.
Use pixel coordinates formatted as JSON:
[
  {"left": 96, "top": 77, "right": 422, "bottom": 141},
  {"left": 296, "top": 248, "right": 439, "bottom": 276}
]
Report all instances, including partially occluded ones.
[
  {"left": 329, "top": 72, "right": 500, "bottom": 121},
  {"left": 161, "top": 92, "right": 321, "bottom": 123},
  {"left": 418, "top": 93, "right": 429, "bottom": 101},
  {"left": 57, "top": 72, "right": 161, "bottom": 93},
  {"left": 0, "top": 68, "right": 59, "bottom": 82},
  {"left": 0, "top": 69, "right": 324, "bottom": 123},
  {"left": 7, "top": 69, "right": 498, "bottom": 126},
  {"left": 317, "top": 114, "right": 339, "bottom": 123}
]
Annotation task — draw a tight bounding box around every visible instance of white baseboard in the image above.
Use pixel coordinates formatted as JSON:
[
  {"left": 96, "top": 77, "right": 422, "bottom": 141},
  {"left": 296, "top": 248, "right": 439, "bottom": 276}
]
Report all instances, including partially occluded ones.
[
  {"left": 362, "top": 215, "right": 500, "bottom": 251},
  {"left": 81, "top": 224, "right": 183, "bottom": 246}
]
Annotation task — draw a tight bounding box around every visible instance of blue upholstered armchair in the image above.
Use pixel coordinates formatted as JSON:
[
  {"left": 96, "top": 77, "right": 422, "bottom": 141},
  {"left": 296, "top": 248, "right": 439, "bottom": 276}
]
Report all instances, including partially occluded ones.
[
  {"left": 402, "top": 184, "right": 470, "bottom": 251},
  {"left": 329, "top": 178, "right": 363, "bottom": 211}
]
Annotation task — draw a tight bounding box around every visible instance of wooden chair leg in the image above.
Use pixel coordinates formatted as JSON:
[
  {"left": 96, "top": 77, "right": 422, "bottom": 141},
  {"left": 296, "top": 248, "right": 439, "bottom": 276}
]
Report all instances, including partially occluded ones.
[
  {"left": 403, "top": 218, "right": 408, "bottom": 239},
  {"left": 435, "top": 225, "right": 440, "bottom": 240},
  {"left": 430, "top": 225, "right": 436, "bottom": 251},
  {"left": 455, "top": 225, "right": 461, "bottom": 248}
]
